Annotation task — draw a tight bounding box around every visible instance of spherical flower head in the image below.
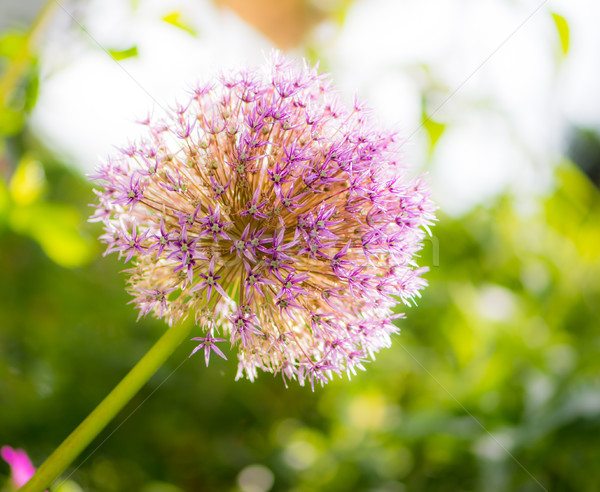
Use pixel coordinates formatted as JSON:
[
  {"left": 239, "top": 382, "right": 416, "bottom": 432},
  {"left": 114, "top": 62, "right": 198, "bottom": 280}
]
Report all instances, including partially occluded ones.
[{"left": 90, "top": 52, "right": 436, "bottom": 389}]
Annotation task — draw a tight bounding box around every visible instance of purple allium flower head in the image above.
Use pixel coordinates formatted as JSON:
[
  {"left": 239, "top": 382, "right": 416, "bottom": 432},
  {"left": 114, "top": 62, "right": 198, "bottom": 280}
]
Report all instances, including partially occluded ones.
[{"left": 90, "top": 52, "right": 436, "bottom": 389}]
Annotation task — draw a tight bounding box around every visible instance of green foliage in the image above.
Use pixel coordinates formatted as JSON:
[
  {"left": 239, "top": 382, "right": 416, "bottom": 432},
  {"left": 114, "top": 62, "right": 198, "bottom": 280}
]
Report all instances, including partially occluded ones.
[
  {"left": 0, "top": 29, "right": 39, "bottom": 137},
  {"left": 2, "top": 152, "right": 599, "bottom": 491},
  {"left": 422, "top": 111, "right": 446, "bottom": 156},
  {"left": 0, "top": 32, "right": 29, "bottom": 60},
  {"left": 551, "top": 12, "right": 570, "bottom": 57},
  {"left": 1, "top": 156, "right": 94, "bottom": 268},
  {"left": 108, "top": 46, "right": 139, "bottom": 61},
  {"left": 162, "top": 12, "right": 197, "bottom": 37}
]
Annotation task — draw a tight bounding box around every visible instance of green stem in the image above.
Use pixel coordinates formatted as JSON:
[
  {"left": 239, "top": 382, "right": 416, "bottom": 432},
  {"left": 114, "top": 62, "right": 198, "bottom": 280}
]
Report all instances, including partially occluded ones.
[{"left": 19, "top": 319, "right": 194, "bottom": 492}]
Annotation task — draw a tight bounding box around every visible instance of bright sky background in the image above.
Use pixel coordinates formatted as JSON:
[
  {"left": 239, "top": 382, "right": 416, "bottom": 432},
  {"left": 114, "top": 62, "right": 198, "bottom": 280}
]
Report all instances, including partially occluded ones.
[{"left": 28, "top": 0, "right": 600, "bottom": 216}]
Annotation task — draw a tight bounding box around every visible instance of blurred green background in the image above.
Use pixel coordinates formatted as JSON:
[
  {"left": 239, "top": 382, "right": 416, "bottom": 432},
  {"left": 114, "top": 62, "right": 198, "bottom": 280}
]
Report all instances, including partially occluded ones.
[{"left": 1, "top": 1, "right": 599, "bottom": 491}]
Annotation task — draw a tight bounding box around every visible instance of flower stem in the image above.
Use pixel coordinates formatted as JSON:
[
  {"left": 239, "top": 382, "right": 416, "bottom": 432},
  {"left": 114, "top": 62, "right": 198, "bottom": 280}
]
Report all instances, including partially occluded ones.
[{"left": 19, "top": 319, "right": 194, "bottom": 492}]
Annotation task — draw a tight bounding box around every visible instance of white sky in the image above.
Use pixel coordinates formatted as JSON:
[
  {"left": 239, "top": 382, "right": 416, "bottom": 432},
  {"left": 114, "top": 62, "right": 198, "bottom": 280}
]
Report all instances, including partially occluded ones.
[{"left": 29, "top": 0, "right": 600, "bottom": 216}]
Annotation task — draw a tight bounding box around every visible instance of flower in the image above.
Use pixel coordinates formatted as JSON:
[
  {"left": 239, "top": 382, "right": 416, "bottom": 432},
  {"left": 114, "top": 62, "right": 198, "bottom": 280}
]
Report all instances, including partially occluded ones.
[
  {"left": 1, "top": 446, "right": 37, "bottom": 489},
  {"left": 90, "top": 52, "right": 435, "bottom": 388}
]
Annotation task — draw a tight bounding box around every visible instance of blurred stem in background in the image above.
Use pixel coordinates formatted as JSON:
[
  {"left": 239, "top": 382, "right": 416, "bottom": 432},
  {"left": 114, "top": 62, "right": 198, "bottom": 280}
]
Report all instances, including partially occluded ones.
[
  {"left": 19, "top": 318, "right": 194, "bottom": 492},
  {"left": 0, "top": 0, "right": 56, "bottom": 112}
]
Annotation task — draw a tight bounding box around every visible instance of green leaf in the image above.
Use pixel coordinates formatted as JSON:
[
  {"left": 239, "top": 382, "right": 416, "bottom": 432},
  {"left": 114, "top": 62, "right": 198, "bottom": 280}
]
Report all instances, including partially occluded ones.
[
  {"left": 9, "top": 156, "right": 46, "bottom": 205},
  {"left": 0, "top": 31, "right": 28, "bottom": 59},
  {"left": 332, "top": 0, "right": 358, "bottom": 26},
  {"left": 0, "top": 105, "right": 25, "bottom": 136},
  {"left": 551, "top": 12, "right": 569, "bottom": 56},
  {"left": 108, "top": 46, "right": 139, "bottom": 61},
  {"left": 422, "top": 112, "right": 446, "bottom": 155},
  {"left": 9, "top": 202, "right": 93, "bottom": 267},
  {"left": 162, "top": 12, "right": 197, "bottom": 36},
  {"left": 0, "top": 177, "right": 9, "bottom": 228},
  {"left": 23, "top": 70, "right": 39, "bottom": 112},
  {"left": 53, "top": 480, "right": 84, "bottom": 492}
]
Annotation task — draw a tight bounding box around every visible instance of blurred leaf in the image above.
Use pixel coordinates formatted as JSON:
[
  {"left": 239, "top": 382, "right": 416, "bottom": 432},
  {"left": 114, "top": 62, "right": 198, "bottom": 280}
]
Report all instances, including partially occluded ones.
[
  {"left": 9, "top": 156, "right": 46, "bottom": 205},
  {"left": 54, "top": 480, "right": 83, "bottom": 492},
  {"left": 8, "top": 202, "right": 93, "bottom": 267},
  {"left": 108, "top": 46, "right": 139, "bottom": 61},
  {"left": 0, "top": 106, "right": 25, "bottom": 136},
  {"left": 0, "top": 178, "right": 9, "bottom": 226},
  {"left": 22, "top": 71, "right": 39, "bottom": 112},
  {"left": 567, "top": 126, "right": 600, "bottom": 187},
  {"left": 0, "top": 31, "right": 28, "bottom": 59},
  {"left": 551, "top": 12, "right": 569, "bottom": 57},
  {"left": 331, "top": 0, "right": 358, "bottom": 26},
  {"left": 545, "top": 162, "right": 600, "bottom": 262},
  {"left": 422, "top": 112, "right": 446, "bottom": 155},
  {"left": 162, "top": 12, "right": 196, "bottom": 36},
  {"left": 141, "top": 481, "right": 184, "bottom": 492}
]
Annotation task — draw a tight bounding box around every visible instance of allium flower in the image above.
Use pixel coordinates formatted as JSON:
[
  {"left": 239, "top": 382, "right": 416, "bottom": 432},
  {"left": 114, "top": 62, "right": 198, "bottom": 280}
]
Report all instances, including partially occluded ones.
[
  {"left": 90, "top": 52, "right": 435, "bottom": 388},
  {"left": 1, "top": 446, "right": 38, "bottom": 489}
]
